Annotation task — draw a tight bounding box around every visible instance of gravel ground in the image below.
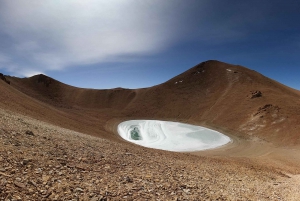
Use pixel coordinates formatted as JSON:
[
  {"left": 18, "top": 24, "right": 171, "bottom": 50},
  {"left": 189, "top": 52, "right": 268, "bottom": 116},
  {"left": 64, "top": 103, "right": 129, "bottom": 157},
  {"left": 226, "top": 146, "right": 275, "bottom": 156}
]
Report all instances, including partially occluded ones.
[{"left": 0, "top": 108, "right": 298, "bottom": 200}]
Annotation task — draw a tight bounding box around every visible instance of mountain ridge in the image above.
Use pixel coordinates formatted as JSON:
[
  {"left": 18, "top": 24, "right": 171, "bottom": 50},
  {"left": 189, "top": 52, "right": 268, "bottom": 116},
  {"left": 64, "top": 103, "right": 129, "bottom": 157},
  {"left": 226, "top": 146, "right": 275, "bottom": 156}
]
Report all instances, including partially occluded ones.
[
  {"left": 2, "top": 60, "right": 300, "bottom": 146},
  {"left": 2, "top": 60, "right": 300, "bottom": 199}
]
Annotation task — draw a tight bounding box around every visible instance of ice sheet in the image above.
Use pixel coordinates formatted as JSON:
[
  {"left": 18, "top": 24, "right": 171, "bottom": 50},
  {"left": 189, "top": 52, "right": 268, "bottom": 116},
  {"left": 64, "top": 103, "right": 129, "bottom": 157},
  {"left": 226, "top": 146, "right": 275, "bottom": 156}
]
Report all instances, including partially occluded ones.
[{"left": 117, "top": 120, "right": 231, "bottom": 152}]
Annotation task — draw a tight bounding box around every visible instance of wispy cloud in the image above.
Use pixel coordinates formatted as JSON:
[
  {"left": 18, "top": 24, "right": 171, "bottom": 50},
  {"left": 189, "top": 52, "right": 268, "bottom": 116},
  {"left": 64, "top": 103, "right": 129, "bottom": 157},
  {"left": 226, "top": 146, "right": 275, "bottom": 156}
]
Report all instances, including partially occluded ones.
[
  {"left": 0, "top": 0, "right": 193, "bottom": 76},
  {"left": 0, "top": 0, "right": 277, "bottom": 77}
]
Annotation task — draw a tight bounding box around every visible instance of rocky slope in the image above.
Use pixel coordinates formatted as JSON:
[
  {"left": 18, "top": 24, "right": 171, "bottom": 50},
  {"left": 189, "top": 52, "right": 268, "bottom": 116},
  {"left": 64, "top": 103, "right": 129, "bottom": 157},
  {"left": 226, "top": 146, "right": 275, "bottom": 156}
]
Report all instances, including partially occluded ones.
[
  {"left": 1, "top": 60, "right": 300, "bottom": 200},
  {"left": 0, "top": 108, "right": 298, "bottom": 200},
  {"left": 8, "top": 60, "right": 300, "bottom": 145}
]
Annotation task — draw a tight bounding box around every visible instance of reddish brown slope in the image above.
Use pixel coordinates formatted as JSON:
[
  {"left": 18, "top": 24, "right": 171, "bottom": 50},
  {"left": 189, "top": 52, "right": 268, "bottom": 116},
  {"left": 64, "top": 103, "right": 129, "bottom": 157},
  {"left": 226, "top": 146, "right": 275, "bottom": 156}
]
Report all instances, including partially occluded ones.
[
  {"left": 2, "top": 61, "right": 300, "bottom": 200},
  {"left": 124, "top": 60, "right": 300, "bottom": 145},
  {"left": 4, "top": 60, "right": 300, "bottom": 146},
  {"left": 9, "top": 74, "right": 136, "bottom": 110},
  {"left": 0, "top": 76, "right": 126, "bottom": 141}
]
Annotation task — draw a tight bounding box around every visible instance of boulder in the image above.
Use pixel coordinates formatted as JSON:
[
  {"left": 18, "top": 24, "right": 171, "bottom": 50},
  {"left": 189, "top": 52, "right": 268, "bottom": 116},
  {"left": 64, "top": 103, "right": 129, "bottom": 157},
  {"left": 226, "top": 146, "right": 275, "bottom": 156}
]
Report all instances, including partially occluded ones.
[{"left": 250, "top": 90, "right": 262, "bottom": 99}]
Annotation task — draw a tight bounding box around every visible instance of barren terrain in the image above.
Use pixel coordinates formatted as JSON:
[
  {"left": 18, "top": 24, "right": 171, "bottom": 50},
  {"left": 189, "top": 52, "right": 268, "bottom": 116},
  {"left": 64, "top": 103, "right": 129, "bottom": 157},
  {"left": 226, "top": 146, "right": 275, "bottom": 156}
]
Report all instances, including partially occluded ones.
[{"left": 1, "top": 60, "right": 300, "bottom": 200}]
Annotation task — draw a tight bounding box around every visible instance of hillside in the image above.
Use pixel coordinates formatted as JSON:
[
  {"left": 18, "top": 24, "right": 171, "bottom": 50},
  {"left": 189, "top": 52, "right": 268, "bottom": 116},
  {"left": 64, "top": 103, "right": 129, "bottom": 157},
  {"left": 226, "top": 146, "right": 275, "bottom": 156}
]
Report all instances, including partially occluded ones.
[
  {"left": 7, "top": 60, "right": 300, "bottom": 145},
  {"left": 1, "top": 60, "right": 300, "bottom": 200},
  {"left": 125, "top": 60, "right": 300, "bottom": 145}
]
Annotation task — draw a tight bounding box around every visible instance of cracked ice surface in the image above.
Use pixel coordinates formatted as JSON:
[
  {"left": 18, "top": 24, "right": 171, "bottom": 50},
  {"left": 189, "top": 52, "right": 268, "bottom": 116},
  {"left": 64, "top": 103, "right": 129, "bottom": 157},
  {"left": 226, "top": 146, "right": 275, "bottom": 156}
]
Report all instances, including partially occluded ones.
[{"left": 117, "top": 120, "right": 231, "bottom": 152}]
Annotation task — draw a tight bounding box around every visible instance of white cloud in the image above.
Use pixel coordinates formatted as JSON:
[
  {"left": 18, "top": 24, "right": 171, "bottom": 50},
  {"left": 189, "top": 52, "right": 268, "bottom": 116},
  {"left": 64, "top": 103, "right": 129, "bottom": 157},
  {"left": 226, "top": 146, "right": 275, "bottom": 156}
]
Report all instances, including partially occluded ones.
[
  {"left": 21, "top": 69, "right": 44, "bottom": 78},
  {"left": 0, "top": 0, "right": 272, "bottom": 77},
  {"left": 0, "top": 0, "right": 190, "bottom": 76},
  {"left": 0, "top": 63, "right": 42, "bottom": 77}
]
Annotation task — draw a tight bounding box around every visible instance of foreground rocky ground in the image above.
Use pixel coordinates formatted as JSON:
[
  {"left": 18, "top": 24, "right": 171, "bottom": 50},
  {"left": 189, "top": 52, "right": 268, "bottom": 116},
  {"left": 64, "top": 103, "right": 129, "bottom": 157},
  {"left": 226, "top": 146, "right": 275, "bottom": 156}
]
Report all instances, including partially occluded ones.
[{"left": 0, "top": 108, "right": 299, "bottom": 200}]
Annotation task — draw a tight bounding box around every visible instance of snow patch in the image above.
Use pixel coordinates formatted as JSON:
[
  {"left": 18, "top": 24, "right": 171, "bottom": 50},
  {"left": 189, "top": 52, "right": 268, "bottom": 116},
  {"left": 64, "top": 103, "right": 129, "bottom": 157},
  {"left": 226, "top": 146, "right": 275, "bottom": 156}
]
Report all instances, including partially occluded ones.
[
  {"left": 226, "top": 69, "right": 232, "bottom": 72},
  {"left": 117, "top": 120, "right": 231, "bottom": 152},
  {"left": 175, "top": 80, "right": 183, "bottom": 84}
]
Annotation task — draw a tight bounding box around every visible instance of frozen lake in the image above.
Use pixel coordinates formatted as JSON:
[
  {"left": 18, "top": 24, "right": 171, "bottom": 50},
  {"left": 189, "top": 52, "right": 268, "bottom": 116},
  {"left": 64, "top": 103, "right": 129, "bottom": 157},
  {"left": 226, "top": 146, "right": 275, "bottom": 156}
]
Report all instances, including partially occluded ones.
[{"left": 117, "top": 120, "right": 231, "bottom": 152}]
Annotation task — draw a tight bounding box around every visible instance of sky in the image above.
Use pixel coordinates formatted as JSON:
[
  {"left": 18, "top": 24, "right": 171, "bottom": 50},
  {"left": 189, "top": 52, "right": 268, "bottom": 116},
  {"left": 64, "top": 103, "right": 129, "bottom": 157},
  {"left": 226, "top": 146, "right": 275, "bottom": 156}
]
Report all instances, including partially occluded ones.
[{"left": 0, "top": 0, "right": 299, "bottom": 89}]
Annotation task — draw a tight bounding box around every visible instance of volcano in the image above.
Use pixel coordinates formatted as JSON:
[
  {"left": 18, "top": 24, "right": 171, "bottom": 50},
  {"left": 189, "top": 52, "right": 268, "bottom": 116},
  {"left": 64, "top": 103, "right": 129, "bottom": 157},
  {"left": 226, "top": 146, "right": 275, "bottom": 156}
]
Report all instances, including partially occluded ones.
[{"left": 1, "top": 60, "right": 300, "bottom": 200}]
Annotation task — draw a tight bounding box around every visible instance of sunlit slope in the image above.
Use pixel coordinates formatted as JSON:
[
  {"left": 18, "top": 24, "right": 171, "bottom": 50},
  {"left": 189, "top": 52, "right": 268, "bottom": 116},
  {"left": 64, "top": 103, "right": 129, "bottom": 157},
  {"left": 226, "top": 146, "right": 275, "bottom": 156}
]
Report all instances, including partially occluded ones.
[{"left": 5, "top": 60, "right": 300, "bottom": 145}]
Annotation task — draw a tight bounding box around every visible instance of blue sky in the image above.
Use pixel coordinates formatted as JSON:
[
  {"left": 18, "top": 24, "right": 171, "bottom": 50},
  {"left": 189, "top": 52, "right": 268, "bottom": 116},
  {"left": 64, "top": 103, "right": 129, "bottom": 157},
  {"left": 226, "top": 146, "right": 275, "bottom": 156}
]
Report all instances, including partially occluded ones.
[{"left": 0, "top": 0, "right": 299, "bottom": 89}]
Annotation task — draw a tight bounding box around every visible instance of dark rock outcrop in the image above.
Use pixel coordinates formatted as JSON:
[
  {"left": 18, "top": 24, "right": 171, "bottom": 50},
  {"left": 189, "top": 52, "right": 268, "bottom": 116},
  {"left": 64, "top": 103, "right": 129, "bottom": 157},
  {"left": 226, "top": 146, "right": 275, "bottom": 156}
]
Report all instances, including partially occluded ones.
[
  {"left": 0, "top": 73, "right": 10, "bottom": 85},
  {"left": 250, "top": 90, "right": 262, "bottom": 99}
]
